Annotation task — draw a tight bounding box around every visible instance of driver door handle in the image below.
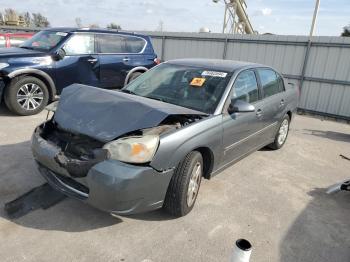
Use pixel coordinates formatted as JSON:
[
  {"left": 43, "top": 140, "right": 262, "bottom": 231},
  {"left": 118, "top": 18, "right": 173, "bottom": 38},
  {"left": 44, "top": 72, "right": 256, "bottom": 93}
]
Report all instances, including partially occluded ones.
[
  {"left": 87, "top": 58, "right": 98, "bottom": 63},
  {"left": 256, "top": 109, "right": 263, "bottom": 118},
  {"left": 123, "top": 57, "right": 130, "bottom": 62}
]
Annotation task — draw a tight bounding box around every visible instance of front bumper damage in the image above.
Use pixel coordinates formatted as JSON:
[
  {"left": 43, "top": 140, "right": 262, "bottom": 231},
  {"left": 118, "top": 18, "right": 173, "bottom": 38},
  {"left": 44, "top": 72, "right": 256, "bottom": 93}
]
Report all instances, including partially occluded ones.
[{"left": 31, "top": 124, "right": 174, "bottom": 215}]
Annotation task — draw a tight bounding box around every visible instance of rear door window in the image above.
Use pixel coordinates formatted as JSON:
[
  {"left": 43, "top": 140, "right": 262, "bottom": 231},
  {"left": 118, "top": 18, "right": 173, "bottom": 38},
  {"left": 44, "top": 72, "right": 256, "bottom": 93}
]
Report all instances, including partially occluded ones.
[
  {"left": 125, "top": 36, "right": 146, "bottom": 53},
  {"left": 232, "top": 70, "right": 259, "bottom": 103},
  {"left": 64, "top": 34, "right": 95, "bottom": 55},
  {"left": 257, "top": 69, "right": 281, "bottom": 98},
  {"left": 97, "top": 34, "right": 127, "bottom": 53}
]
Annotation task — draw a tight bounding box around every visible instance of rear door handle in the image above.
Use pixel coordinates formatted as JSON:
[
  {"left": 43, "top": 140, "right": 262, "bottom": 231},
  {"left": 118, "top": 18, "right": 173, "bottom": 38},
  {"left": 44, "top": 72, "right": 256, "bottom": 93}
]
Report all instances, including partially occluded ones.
[
  {"left": 87, "top": 58, "right": 98, "bottom": 63},
  {"left": 123, "top": 57, "right": 130, "bottom": 62},
  {"left": 256, "top": 109, "right": 263, "bottom": 118},
  {"left": 279, "top": 99, "right": 285, "bottom": 107}
]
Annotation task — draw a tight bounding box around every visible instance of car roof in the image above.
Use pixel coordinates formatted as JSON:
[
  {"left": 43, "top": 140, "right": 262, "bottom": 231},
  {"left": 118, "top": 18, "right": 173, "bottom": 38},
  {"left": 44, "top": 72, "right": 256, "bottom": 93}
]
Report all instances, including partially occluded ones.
[
  {"left": 166, "top": 58, "right": 266, "bottom": 72},
  {"left": 45, "top": 27, "right": 147, "bottom": 38}
]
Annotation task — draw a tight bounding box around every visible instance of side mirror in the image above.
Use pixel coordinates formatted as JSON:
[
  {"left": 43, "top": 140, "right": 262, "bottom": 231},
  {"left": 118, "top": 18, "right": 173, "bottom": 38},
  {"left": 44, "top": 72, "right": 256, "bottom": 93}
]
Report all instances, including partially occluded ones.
[
  {"left": 52, "top": 48, "right": 66, "bottom": 61},
  {"left": 228, "top": 99, "right": 255, "bottom": 114}
]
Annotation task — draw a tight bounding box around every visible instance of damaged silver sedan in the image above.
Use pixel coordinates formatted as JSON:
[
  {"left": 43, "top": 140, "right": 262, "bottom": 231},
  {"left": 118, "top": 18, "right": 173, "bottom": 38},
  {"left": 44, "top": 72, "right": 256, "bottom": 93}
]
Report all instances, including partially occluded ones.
[{"left": 31, "top": 59, "right": 298, "bottom": 217}]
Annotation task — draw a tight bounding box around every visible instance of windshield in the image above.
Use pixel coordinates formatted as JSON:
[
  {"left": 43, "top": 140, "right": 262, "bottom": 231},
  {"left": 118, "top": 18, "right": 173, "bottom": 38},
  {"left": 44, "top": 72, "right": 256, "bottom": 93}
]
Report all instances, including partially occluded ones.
[
  {"left": 123, "top": 63, "right": 232, "bottom": 114},
  {"left": 20, "top": 31, "right": 68, "bottom": 51}
]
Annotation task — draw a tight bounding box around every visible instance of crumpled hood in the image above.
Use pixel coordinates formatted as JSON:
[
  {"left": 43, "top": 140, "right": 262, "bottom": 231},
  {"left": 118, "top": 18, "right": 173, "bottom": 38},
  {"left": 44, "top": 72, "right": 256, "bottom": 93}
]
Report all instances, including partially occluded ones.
[{"left": 54, "top": 84, "right": 206, "bottom": 142}]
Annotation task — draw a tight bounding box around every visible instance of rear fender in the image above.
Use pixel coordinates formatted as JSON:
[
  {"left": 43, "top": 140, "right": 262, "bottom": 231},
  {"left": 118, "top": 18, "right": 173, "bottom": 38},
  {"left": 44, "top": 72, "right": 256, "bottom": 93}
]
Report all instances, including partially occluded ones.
[{"left": 124, "top": 66, "right": 148, "bottom": 86}]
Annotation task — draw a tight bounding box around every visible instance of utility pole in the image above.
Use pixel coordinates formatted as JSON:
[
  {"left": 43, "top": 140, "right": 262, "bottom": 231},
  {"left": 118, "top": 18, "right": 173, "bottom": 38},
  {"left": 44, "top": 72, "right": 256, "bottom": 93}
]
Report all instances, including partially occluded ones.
[
  {"left": 309, "top": 0, "right": 320, "bottom": 39},
  {"left": 300, "top": 0, "right": 321, "bottom": 92},
  {"left": 213, "top": 0, "right": 254, "bottom": 34}
]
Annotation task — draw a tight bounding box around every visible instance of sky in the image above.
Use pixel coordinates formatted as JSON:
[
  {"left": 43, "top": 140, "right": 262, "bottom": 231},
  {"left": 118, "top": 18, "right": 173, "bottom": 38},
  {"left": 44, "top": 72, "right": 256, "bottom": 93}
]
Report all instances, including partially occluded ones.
[{"left": 1, "top": 0, "right": 349, "bottom": 36}]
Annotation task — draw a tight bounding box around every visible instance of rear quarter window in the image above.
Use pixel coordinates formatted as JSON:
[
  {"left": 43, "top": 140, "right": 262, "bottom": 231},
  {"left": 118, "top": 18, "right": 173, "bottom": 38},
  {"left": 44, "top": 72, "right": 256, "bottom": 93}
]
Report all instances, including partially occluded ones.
[
  {"left": 125, "top": 36, "right": 146, "bottom": 53},
  {"left": 276, "top": 73, "right": 285, "bottom": 92}
]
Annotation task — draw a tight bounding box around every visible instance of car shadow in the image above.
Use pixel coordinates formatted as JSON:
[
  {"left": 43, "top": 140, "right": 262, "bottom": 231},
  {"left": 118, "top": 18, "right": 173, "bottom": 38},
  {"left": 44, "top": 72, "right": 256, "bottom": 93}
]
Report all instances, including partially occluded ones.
[
  {"left": 303, "top": 129, "right": 350, "bottom": 143},
  {"left": 0, "top": 140, "right": 173, "bottom": 233},
  {"left": 0, "top": 104, "right": 17, "bottom": 116},
  {"left": 279, "top": 188, "right": 350, "bottom": 262}
]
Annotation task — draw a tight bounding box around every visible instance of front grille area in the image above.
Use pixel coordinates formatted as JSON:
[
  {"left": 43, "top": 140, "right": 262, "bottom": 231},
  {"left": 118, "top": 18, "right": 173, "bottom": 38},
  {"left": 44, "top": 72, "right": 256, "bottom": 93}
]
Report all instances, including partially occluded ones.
[
  {"left": 38, "top": 163, "right": 89, "bottom": 200},
  {"left": 55, "top": 172, "right": 89, "bottom": 195}
]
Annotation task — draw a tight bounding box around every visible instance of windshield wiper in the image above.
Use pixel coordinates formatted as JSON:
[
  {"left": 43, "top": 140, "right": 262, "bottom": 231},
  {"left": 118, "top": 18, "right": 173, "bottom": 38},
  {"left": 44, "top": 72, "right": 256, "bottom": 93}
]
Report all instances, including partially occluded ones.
[
  {"left": 20, "top": 46, "right": 34, "bottom": 50},
  {"left": 144, "top": 96, "right": 166, "bottom": 103},
  {"left": 120, "top": 89, "right": 137, "bottom": 95},
  {"left": 121, "top": 90, "right": 166, "bottom": 103}
]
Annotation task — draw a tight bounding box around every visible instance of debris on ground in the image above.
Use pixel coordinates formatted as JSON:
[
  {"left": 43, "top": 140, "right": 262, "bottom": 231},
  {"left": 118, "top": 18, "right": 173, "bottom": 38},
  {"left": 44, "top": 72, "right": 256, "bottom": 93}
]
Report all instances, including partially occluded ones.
[
  {"left": 339, "top": 154, "right": 350, "bottom": 161},
  {"left": 4, "top": 183, "right": 66, "bottom": 219}
]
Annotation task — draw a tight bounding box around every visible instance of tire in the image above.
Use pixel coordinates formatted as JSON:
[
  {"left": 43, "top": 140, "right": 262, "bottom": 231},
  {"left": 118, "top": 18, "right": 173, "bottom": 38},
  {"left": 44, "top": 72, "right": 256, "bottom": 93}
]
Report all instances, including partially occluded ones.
[
  {"left": 4, "top": 76, "right": 49, "bottom": 116},
  {"left": 268, "top": 114, "right": 290, "bottom": 150},
  {"left": 127, "top": 71, "right": 143, "bottom": 84},
  {"left": 163, "top": 151, "right": 203, "bottom": 217}
]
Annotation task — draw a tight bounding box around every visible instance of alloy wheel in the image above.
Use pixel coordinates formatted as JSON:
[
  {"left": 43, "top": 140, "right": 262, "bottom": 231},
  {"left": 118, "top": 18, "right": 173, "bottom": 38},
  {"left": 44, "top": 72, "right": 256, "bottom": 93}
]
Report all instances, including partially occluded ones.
[
  {"left": 278, "top": 119, "right": 289, "bottom": 145},
  {"left": 187, "top": 161, "right": 202, "bottom": 207},
  {"left": 16, "top": 83, "right": 44, "bottom": 111}
]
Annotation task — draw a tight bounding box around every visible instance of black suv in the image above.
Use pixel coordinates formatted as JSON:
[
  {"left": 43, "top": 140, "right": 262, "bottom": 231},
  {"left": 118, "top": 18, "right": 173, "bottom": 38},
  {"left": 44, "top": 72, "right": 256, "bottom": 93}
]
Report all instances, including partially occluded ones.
[{"left": 0, "top": 28, "right": 159, "bottom": 115}]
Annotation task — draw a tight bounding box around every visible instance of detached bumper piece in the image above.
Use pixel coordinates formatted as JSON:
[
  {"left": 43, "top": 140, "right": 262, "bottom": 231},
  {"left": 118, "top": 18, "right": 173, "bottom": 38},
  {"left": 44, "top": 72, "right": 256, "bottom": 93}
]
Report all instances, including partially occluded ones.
[
  {"left": 54, "top": 149, "right": 109, "bottom": 178},
  {"left": 340, "top": 181, "right": 350, "bottom": 191},
  {"left": 4, "top": 183, "right": 66, "bottom": 219},
  {"left": 38, "top": 163, "right": 89, "bottom": 200},
  {"left": 326, "top": 180, "right": 350, "bottom": 194}
]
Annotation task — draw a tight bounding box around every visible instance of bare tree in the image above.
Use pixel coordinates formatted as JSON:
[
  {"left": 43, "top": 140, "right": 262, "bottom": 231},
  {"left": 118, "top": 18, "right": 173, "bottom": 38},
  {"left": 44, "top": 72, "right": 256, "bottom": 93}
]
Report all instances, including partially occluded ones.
[
  {"left": 75, "top": 17, "right": 82, "bottom": 27},
  {"left": 157, "top": 20, "right": 164, "bottom": 32},
  {"left": 23, "top": 12, "right": 32, "bottom": 27},
  {"left": 89, "top": 23, "right": 100, "bottom": 28},
  {"left": 341, "top": 24, "right": 350, "bottom": 37},
  {"left": 106, "top": 23, "right": 121, "bottom": 30},
  {"left": 0, "top": 12, "right": 4, "bottom": 25},
  {"left": 32, "top": 13, "right": 50, "bottom": 27},
  {"left": 4, "top": 8, "right": 18, "bottom": 25}
]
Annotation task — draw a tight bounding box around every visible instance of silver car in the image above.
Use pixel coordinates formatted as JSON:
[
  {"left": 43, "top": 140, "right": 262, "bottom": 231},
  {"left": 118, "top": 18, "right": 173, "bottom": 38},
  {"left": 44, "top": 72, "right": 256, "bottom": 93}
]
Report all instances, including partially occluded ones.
[{"left": 31, "top": 59, "right": 298, "bottom": 217}]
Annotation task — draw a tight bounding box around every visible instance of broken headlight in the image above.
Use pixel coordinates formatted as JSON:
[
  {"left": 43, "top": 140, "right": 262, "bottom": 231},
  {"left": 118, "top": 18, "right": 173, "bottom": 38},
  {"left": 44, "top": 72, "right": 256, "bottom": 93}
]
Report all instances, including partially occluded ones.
[{"left": 103, "top": 135, "right": 159, "bottom": 164}]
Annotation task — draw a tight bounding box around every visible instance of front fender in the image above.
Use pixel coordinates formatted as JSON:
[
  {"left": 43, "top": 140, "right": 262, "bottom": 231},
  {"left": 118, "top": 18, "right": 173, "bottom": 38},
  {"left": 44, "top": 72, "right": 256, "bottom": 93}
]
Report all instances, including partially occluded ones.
[
  {"left": 150, "top": 115, "right": 223, "bottom": 172},
  {"left": 7, "top": 68, "right": 57, "bottom": 100}
]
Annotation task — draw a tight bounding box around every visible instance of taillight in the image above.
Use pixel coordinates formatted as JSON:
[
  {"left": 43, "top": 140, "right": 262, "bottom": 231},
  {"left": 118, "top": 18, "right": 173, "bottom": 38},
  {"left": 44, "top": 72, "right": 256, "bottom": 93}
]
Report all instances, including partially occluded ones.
[{"left": 154, "top": 58, "right": 161, "bottom": 65}]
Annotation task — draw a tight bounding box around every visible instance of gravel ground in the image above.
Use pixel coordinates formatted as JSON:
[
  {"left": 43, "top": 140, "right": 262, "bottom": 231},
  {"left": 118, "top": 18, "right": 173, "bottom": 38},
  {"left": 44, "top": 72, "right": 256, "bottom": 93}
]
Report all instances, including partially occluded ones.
[{"left": 0, "top": 105, "right": 349, "bottom": 262}]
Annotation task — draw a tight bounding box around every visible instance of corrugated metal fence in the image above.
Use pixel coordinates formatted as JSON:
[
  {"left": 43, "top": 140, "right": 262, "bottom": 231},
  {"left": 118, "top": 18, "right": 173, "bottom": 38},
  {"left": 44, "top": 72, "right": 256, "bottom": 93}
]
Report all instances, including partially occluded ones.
[
  {"left": 1, "top": 26, "right": 350, "bottom": 120},
  {"left": 138, "top": 31, "right": 350, "bottom": 120}
]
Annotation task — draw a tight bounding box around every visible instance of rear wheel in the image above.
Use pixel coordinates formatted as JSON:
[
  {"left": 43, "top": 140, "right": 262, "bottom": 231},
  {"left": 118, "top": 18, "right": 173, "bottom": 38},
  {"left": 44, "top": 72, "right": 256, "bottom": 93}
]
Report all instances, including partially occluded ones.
[
  {"left": 127, "top": 71, "right": 143, "bottom": 84},
  {"left": 268, "top": 115, "right": 290, "bottom": 150},
  {"left": 163, "top": 151, "right": 203, "bottom": 217},
  {"left": 4, "top": 76, "right": 49, "bottom": 116}
]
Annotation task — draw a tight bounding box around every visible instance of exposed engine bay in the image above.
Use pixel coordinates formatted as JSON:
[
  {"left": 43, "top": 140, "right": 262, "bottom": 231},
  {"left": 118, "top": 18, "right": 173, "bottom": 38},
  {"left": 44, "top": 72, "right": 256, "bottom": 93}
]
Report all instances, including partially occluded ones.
[{"left": 37, "top": 113, "right": 204, "bottom": 178}]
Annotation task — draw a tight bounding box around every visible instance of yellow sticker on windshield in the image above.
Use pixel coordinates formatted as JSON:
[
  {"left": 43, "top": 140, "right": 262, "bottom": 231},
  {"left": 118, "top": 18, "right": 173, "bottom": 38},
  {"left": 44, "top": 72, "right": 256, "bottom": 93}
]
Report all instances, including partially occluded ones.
[{"left": 190, "top": 78, "right": 206, "bottom": 87}]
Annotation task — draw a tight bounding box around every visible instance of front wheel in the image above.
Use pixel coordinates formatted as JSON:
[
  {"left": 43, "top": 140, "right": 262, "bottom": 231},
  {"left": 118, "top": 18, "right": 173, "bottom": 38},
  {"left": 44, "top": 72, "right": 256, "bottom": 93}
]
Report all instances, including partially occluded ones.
[
  {"left": 4, "top": 76, "right": 49, "bottom": 116},
  {"left": 268, "top": 114, "right": 290, "bottom": 150},
  {"left": 163, "top": 151, "right": 203, "bottom": 217}
]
